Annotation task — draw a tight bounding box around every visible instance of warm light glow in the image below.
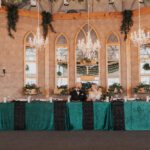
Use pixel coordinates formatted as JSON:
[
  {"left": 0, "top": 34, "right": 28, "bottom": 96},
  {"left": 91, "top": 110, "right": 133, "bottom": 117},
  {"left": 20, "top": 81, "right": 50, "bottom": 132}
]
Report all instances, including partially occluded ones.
[
  {"left": 131, "top": 1, "right": 150, "bottom": 46},
  {"left": 29, "top": 0, "right": 47, "bottom": 49},
  {"left": 77, "top": 31, "right": 100, "bottom": 60},
  {"left": 77, "top": 0, "right": 101, "bottom": 61}
]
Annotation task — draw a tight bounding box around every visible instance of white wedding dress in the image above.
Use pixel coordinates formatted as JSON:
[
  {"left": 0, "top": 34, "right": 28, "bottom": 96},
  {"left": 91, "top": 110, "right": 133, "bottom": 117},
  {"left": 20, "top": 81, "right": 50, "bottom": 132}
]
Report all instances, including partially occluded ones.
[{"left": 88, "top": 91, "right": 102, "bottom": 101}]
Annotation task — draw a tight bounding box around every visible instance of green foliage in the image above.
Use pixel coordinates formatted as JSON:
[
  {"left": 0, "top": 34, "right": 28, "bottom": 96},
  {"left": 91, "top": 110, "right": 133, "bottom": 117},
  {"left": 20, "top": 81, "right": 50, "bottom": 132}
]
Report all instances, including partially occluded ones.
[
  {"left": 57, "top": 71, "right": 62, "bottom": 76},
  {"left": 59, "top": 63, "right": 68, "bottom": 68},
  {"left": 134, "top": 83, "right": 150, "bottom": 93},
  {"left": 120, "top": 10, "right": 133, "bottom": 41},
  {"left": 143, "top": 63, "right": 150, "bottom": 70},
  {"left": 58, "top": 85, "right": 68, "bottom": 95},
  {"left": 108, "top": 83, "right": 123, "bottom": 96},
  {"left": 41, "top": 11, "right": 56, "bottom": 40},
  {"left": 108, "top": 63, "right": 119, "bottom": 73},
  {"left": 24, "top": 84, "right": 40, "bottom": 90},
  {"left": 7, "top": 4, "right": 19, "bottom": 38}
]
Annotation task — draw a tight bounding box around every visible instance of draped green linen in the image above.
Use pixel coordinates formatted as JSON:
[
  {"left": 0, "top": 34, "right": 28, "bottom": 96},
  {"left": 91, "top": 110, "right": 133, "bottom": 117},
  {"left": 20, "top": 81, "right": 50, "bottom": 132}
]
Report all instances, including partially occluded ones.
[
  {"left": 93, "top": 102, "right": 112, "bottom": 130},
  {"left": 0, "top": 103, "right": 14, "bottom": 130},
  {"left": 124, "top": 102, "right": 150, "bottom": 130},
  {"left": 67, "top": 102, "right": 83, "bottom": 130},
  {"left": 25, "top": 101, "right": 54, "bottom": 130}
]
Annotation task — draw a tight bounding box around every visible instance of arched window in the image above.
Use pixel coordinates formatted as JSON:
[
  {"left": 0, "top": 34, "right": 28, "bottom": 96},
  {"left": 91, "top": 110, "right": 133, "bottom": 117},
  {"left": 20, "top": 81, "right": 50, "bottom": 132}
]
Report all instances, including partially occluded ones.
[
  {"left": 140, "top": 39, "right": 150, "bottom": 84},
  {"left": 106, "top": 32, "right": 120, "bottom": 86},
  {"left": 55, "top": 34, "right": 69, "bottom": 88},
  {"left": 76, "top": 24, "right": 100, "bottom": 84},
  {"left": 24, "top": 32, "right": 38, "bottom": 85}
]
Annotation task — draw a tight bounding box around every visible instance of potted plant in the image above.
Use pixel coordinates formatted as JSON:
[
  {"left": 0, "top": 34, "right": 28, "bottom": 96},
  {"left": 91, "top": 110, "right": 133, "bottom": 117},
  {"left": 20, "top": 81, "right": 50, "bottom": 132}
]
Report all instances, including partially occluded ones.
[
  {"left": 134, "top": 83, "right": 150, "bottom": 94},
  {"left": 108, "top": 83, "right": 123, "bottom": 96},
  {"left": 23, "top": 84, "right": 40, "bottom": 95}
]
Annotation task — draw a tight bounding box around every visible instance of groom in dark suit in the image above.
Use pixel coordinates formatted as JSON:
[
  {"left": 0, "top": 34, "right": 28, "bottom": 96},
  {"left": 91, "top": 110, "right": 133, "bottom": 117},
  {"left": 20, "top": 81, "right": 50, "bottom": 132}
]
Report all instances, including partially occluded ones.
[{"left": 70, "top": 82, "right": 87, "bottom": 102}]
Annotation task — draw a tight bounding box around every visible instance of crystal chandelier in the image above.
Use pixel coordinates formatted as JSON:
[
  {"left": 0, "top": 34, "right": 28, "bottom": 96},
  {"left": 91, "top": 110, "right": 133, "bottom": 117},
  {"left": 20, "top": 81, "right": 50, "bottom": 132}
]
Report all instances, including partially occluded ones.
[
  {"left": 29, "top": 0, "right": 47, "bottom": 49},
  {"left": 131, "top": 0, "right": 150, "bottom": 46},
  {"left": 77, "top": 0, "right": 101, "bottom": 61}
]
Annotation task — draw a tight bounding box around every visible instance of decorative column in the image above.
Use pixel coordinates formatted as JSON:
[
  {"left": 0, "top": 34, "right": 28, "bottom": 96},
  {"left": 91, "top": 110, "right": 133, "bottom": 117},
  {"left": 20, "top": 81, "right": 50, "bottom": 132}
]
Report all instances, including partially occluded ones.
[
  {"left": 68, "top": 38, "right": 75, "bottom": 88},
  {"left": 44, "top": 33, "right": 50, "bottom": 98},
  {"left": 126, "top": 38, "right": 132, "bottom": 97},
  {"left": 130, "top": 42, "right": 140, "bottom": 94},
  {"left": 100, "top": 37, "right": 107, "bottom": 89},
  {"left": 49, "top": 33, "right": 56, "bottom": 95},
  {"left": 120, "top": 35, "right": 127, "bottom": 95}
]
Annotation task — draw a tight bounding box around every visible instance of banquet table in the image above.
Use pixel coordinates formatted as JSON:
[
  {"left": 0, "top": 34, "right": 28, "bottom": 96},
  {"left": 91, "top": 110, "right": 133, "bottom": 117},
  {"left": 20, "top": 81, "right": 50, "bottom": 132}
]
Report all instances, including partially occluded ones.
[
  {"left": 0, "top": 101, "right": 112, "bottom": 131},
  {"left": 0, "top": 101, "right": 150, "bottom": 131},
  {"left": 124, "top": 101, "right": 150, "bottom": 130}
]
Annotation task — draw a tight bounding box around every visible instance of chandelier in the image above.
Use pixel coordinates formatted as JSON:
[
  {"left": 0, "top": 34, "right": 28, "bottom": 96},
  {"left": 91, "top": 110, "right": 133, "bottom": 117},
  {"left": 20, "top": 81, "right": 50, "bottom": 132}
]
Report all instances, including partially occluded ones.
[
  {"left": 131, "top": 0, "right": 150, "bottom": 46},
  {"left": 77, "top": 0, "right": 101, "bottom": 61},
  {"left": 29, "top": 0, "right": 47, "bottom": 49}
]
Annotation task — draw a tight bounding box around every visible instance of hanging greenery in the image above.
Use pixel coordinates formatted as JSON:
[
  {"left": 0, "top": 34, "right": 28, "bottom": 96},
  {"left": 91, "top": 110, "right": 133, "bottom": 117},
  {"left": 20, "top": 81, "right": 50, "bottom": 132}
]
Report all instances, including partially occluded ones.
[
  {"left": 7, "top": 4, "right": 19, "bottom": 38},
  {"left": 120, "top": 10, "right": 133, "bottom": 41},
  {"left": 143, "top": 63, "right": 150, "bottom": 70},
  {"left": 41, "top": 11, "right": 56, "bottom": 40}
]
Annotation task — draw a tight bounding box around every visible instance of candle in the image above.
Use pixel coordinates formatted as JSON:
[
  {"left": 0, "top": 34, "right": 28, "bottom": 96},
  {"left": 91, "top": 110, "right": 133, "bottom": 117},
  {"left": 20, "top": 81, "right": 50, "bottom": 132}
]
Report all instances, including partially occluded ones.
[
  {"left": 3, "top": 97, "right": 7, "bottom": 103},
  {"left": 27, "top": 96, "right": 31, "bottom": 103},
  {"left": 106, "top": 97, "right": 109, "bottom": 102},
  {"left": 146, "top": 96, "right": 149, "bottom": 102},
  {"left": 49, "top": 97, "right": 53, "bottom": 103},
  {"left": 67, "top": 96, "right": 71, "bottom": 103},
  {"left": 124, "top": 96, "right": 127, "bottom": 102}
]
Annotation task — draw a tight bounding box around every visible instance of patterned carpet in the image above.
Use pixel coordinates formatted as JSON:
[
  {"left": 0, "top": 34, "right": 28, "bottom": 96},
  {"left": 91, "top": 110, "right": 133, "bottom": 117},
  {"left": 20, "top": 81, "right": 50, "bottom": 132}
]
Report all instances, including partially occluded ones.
[{"left": 0, "top": 131, "right": 149, "bottom": 150}]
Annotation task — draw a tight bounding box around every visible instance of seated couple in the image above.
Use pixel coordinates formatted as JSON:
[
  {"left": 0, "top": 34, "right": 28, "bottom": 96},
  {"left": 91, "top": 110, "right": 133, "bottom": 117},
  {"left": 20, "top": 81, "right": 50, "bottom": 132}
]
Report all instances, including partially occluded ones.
[{"left": 69, "top": 82, "right": 102, "bottom": 102}]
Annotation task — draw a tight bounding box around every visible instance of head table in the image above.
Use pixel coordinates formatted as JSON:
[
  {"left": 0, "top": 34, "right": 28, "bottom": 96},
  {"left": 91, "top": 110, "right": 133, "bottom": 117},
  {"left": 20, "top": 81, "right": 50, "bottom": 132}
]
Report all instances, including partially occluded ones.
[{"left": 0, "top": 100, "right": 150, "bottom": 131}]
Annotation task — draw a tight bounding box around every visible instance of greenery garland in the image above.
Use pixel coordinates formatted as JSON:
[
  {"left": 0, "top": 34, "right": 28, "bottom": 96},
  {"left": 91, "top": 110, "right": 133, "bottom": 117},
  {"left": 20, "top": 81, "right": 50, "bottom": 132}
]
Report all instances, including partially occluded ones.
[
  {"left": 120, "top": 10, "right": 133, "bottom": 41},
  {"left": 7, "top": 4, "right": 19, "bottom": 38},
  {"left": 41, "top": 11, "right": 56, "bottom": 40}
]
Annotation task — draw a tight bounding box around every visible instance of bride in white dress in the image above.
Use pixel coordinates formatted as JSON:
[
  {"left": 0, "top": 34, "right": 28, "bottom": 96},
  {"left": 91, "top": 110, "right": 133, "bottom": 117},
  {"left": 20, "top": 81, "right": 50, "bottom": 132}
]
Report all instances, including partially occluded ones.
[{"left": 88, "top": 83, "right": 102, "bottom": 101}]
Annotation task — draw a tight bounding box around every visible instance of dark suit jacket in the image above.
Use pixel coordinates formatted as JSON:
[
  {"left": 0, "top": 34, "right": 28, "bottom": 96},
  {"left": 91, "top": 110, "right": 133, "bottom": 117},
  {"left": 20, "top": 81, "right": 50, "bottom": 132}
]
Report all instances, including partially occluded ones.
[{"left": 70, "top": 89, "right": 87, "bottom": 102}]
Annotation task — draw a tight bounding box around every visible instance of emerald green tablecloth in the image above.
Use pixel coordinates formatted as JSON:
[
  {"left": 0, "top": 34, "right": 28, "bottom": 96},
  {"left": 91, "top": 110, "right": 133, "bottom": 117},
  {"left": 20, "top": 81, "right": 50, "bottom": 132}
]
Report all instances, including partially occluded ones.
[
  {"left": 0, "top": 103, "right": 14, "bottom": 130},
  {"left": 25, "top": 101, "right": 54, "bottom": 130},
  {"left": 67, "top": 102, "right": 83, "bottom": 130},
  {"left": 93, "top": 102, "right": 112, "bottom": 130},
  {"left": 0, "top": 101, "right": 117, "bottom": 131},
  {"left": 124, "top": 102, "right": 150, "bottom": 130}
]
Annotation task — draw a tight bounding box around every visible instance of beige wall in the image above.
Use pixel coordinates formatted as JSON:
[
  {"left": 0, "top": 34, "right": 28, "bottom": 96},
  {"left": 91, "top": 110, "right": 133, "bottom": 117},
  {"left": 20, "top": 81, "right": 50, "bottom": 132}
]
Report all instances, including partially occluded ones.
[{"left": 0, "top": 9, "right": 150, "bottom": 99}]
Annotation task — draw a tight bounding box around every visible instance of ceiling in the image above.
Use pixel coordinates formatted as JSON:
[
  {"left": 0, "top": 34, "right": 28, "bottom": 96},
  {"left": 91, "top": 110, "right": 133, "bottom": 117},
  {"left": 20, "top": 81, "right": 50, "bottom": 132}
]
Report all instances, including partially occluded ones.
[{"left": 1, "top": 0, "right": 150, "bottom": 13}]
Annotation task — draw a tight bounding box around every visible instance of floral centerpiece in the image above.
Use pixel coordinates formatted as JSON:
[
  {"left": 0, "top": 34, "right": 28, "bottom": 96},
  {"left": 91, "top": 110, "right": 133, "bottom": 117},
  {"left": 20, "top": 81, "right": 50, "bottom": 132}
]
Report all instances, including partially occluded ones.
[
  {"left": 23, "top": 84, "right": 40, "bottom": 95},
  {"left": 134, "top": 83, "right": 150, "bottom": 94},
  {"left": 108, "top": 83, "right": 123, "bottom": 96}
]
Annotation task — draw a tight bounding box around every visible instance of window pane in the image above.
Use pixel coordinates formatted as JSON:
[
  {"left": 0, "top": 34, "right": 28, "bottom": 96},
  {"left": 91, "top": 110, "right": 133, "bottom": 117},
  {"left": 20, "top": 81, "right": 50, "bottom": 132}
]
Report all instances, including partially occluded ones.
[
  {"left": 25, "top": 78, "right": 36, "bottom": 85},
  {"left": 25, "top": 62, "right": 37, "bottom": 76},
  {"left": 26, "top": 47, "right": 36, "bottom": 61},
  {"left": 56, "top": 37, "right": 68, "bottom": 88},
  {"left": 140, "top": 44, "right": 150, "bottom": 84},
  {"left": 76, "top": 25, "right": 100, "bottom": 84},
  {"left": 107, "top": 44, "right": 120, "bottom": 86}
]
